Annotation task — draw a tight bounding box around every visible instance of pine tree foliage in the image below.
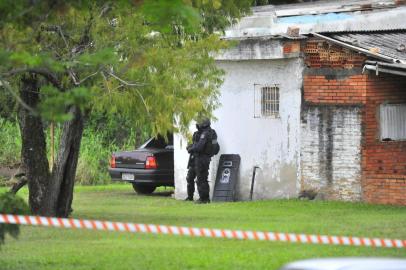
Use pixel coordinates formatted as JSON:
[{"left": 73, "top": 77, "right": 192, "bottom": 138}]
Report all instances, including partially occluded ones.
[
  {"left": 0, "top": 0, "right": 252, "bottom": 138},
  {"left": 0, "top": 1, "right": 252, "bottom": 217},
  {"left": 0, "top": 192, "right": 29, "bottom": 247}
]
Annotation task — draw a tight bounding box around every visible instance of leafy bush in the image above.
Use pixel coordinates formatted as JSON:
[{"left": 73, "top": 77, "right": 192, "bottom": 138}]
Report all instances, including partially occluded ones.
[
  {"left": 0, "top": 119, "right": 21, "bottom": 167},
  {"left": 76, "top": 131, "right": 112, "bottom": 185},
  {"left": 86, "top": 113, "right": 133, "bottom": 147},
  {"left": 0, "top": 176, "right": 7, "bottom": 187},
  {"left": 75, "top": 128, "right": 138, "bottom": 185},
  {"left": 0, "top": 118, "right": 142, "bottom": 185},
  {"left": 0, "top": 192, "right": 29, "bottom": 247},
  {"left": 0, "top": 90, "right": 17, "bottom": 121}
]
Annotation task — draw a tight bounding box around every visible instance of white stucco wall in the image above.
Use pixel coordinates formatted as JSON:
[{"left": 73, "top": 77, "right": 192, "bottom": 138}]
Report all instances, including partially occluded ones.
[{"left": 175, "top": 58, "right": 304, "bottom": 200}]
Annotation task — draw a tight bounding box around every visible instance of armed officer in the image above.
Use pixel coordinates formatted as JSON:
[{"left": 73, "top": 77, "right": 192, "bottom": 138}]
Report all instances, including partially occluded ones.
[
  {"left": 185, "top": 118, "right": 213, "bottom": 204},
  {"left": 185, "top": 125, "right": 202, "bottom": 201}
]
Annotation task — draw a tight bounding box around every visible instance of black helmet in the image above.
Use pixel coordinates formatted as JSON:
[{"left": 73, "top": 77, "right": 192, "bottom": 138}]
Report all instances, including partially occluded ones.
[{"left": 197, "top": 117, "right": 211, "bottom": 129}]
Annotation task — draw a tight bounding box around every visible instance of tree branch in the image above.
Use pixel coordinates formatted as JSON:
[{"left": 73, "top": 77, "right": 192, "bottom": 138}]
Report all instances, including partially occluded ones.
[
  {"left": 68, "top": 68, "right": 79, "bottom": 85},
  {"left": 101, "top": 71, "right": 111, "bottom": 93},
  {"left": 0, "top": 78, "right": 38, "bottom": 116},
  {"left": 68, "top": 69, "right": 100, "bottom": 86},
  {"left": 57, "top": 26, "right": 69, "bottom": 49},
  {"left": 107, "top": 71, "right": 150, "bottom": 116},
  {"left": 2, "top": 68, "right": 62, "bottom": 90},
  {"left": 99, "top": 3, "right": 111, "bottom": 18},
  {"left": 108, "top": 71, "right": 145, "bottom": 87},
  {"left": 10, "top": 176, "right": 28, "bottom": 194},
  {"left": 41, "top": 25, "right": 70, "bottom": 49}
]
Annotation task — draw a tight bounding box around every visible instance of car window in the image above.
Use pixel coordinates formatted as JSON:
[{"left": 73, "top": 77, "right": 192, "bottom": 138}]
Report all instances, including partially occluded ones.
[{"left": 142, "top": 134, "right": 173, "bottom": 149}]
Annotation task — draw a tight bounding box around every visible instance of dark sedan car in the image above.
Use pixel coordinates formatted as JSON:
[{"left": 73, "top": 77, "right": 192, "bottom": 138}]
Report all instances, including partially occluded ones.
[{"left": 108, "top": 134, "right": 174, "bottom": 194}]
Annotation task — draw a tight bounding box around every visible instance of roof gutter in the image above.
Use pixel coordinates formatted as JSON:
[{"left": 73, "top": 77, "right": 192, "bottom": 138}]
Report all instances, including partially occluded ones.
[
  {"left": 311, "top": 32, "right": 395, "bottom": 63},
  {"left": 363, "top": 62, "right": 406, "bottom": 77},
  {"left": 365, "top": 60, "right": 406, "bottom": 70}
]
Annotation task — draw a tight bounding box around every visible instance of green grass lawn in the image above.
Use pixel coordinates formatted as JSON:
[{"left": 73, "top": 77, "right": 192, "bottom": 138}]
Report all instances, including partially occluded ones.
[{"left": 1, "top": 184, "right": 405, "bottom": 270}]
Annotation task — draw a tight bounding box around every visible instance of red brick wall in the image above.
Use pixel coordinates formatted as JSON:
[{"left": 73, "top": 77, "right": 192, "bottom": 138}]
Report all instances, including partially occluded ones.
[
  {"left": 362, "top": 74, "right": 406, "bottom": 205},
  {"left": 303, "top": 39, "right": 366, "bottom": 69},
  {"left": 303, "top": 75, "right": 366, "bottom": 104},
  {"left": 303, "top": 39, "right": 367, "bottom": 104},
  {"left": 303, "top": 39, "right": 406, "bottom": 205},
  {"left": 363, "top": 175, "right": 406, "bottom": 205}
]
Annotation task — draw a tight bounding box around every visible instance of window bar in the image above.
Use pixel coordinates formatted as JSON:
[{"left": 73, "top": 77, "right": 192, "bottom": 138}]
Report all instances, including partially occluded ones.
[
  {"left": 259, "top": 85, "right": 280, "bottom": 117},
  {"left": 270, "top": 87, "right": 272, "bottom": 115},
  {"left": 266, "top": 87, "right": 271, "bottom": 116},
  {"left": 276, "top": 86, "right": 279, "bottom": 115}
]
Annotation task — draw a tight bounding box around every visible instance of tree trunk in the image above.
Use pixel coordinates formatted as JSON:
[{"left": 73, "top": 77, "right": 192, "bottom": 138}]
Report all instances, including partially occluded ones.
[
  {"left": 18, "top": 76, "right": 84, "bottom": 217},
  {"left": 46, "top": 106, "right": 84, "bottom": 217},
  {"left": 18, "top": 75, "right": 51, "bottom": 215}
]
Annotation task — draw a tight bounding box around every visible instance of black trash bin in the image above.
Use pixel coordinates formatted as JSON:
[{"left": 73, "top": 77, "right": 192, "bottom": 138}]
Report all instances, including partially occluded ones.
[{"left": 212, "top": 154, "right": 241, "bottom": 202}]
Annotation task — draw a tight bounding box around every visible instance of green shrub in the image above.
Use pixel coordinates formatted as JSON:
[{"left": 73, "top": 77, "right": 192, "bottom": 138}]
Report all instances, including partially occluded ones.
[
  {"left": 0, "top": 119, "right": 21, "bottom": 167},
  {"left": 76, "top": 131, "right": 112, "bottom": 185},
  {"left": 75, "top": 128, "right": 138, "bottom": 185},
  {"left": 0, "top": 192, "right": 29, "bottom": 247},
  {"left": 0, "top": 119, "right": 142, "bottom": 186},
  {"left": 0, "top": 91, "right": 17, "bottom": 121},
  {"left": 0, "top": 176, "right": 7, "bottom": 187}
]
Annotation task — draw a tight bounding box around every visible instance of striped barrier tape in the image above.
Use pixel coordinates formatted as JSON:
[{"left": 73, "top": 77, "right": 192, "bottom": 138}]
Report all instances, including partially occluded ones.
[{"left": 1, "top": 214, "right": 405, "bottom": 249}]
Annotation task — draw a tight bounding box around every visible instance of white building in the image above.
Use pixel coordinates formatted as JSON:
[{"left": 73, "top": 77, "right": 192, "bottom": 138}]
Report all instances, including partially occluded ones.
[
  {"left": 174, "top": 0, "right": 406, "bottom": 201},
  {"left": 174, "top": 35, "right": 304, "bottom": 200}
]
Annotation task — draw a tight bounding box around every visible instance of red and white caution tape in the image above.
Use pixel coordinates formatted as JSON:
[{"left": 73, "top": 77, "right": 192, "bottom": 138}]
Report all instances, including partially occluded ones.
[{"left": 1, "top": 213, "right": 405, "bottom": 249}]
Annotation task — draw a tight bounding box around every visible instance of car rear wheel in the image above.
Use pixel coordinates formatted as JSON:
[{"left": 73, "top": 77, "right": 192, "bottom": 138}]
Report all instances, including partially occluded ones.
[{"left": 132, "top": 183, "right": 156, "bottom": 194}]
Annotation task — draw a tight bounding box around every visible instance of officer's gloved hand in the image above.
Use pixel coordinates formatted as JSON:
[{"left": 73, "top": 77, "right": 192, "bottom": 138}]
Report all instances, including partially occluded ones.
[{"left": 186, "top": 145, "right": 193, "bottom": 153}]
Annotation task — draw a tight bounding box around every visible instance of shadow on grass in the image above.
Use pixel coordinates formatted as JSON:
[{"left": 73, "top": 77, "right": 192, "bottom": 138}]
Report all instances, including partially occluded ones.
[
  {"left": 120, "top": 189, "right": 174, "bottom": 198},
  {"left": 149, "top": 190, "right": 174, "bottom": 197}
]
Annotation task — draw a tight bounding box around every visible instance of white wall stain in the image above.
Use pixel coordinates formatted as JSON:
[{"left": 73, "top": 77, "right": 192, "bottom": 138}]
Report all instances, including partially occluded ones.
[{"left": 300, "top": 105, "right": 362, "bottom": 201}]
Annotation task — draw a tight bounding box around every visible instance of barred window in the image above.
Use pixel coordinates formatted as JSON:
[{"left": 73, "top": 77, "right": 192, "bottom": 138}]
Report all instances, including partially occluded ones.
[{"left": 261, "top": 85, "right": 279, "bottom": 117}]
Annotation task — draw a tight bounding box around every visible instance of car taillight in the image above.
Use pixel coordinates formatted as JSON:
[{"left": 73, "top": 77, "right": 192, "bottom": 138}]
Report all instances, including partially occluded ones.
[
  {"left": 145, "top": 156, "right": 157, "bottom": 169},
  {"left": 110, "top": 155, "right": 116, "bottom": 168}
]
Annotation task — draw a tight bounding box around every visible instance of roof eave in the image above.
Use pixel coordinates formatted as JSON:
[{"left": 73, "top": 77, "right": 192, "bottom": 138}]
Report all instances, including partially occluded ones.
[{"left": 311, "top": 32, "right": 398, "bottom": 63}]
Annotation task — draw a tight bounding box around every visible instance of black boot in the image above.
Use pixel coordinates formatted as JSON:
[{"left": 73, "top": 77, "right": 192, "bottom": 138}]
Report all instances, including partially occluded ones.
[{"left": 184, "top": 197, "right": 193, "bottom": 201}]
